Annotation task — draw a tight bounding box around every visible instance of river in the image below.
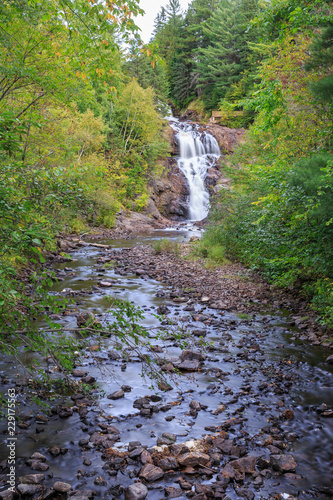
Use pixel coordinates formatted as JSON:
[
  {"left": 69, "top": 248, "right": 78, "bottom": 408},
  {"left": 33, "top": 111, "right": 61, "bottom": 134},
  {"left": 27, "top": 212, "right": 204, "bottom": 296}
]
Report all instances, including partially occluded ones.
[{"left": 0, "top": 123, "right": 332, "bottom": 500}]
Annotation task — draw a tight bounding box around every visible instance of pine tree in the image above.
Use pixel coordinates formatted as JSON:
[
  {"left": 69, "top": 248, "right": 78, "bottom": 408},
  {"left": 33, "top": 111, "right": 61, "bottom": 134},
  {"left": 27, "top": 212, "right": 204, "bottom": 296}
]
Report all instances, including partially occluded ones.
[
  {"left": 169, "top": 0, "right": 218, "bottom": 107},
  {"left": 196, "top": 0, "right": 259, "bottom": 110},
  {"left": 306, "top": 21, "right": 333, "bottom": 106}
]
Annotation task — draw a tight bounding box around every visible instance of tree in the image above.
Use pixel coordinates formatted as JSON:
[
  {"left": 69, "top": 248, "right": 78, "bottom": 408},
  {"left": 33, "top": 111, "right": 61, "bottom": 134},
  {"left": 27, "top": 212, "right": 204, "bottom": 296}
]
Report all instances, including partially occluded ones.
[{"left": 196, "top": 0, "right": 259, "bottom": 110}]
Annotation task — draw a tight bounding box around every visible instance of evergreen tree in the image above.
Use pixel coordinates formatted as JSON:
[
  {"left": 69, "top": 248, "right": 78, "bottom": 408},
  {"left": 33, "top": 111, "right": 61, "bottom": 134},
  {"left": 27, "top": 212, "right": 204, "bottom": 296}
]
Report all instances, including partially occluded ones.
[
  {"left": 196, "top": 0, "right": 259, "bottom": 110},
  {"left": 306, "top": 21, "right": 333, "bottom": 107},
  {"left": 169, "top": 0, "right": 217, "bottom": 107}
]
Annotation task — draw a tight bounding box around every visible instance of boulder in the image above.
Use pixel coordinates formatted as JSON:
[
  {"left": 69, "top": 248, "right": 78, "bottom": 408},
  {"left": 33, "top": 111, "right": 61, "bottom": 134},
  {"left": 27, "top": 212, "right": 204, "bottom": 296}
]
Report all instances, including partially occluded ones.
[
  {"left": 77, "top": 311, "right": 95, "bottom": 328},
  {"left": 17, "top": 485, "right": 42, "bottom": 496},
  {"left": 107, "top": 390, "right": 125, "bottom": 400},
  {"left": 125, "top": 483, "right": 148, "bottom": 500},
  {"left": 18, "top": 474, "right": 45, "bottom": 484},
  {"left": 229, "top": 456, "right": 256, "bottom": 474},
  {"left": 178, "top": 452, "right": 210, "bottom": 468},
  {"left": 139, "top": 464, "right": 164, "bottom": 482},
  {"left": 270, "top": 454, "right": 296, "bottom": 472},
  {"left": 53, "top": 481, "right": 72, "bottom": 493}
]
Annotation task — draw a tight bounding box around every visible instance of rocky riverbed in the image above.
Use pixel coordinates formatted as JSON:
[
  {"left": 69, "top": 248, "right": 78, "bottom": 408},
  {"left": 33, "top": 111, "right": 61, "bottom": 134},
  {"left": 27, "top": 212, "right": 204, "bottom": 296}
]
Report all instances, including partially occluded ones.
[{"left": 0, "top": 226, "right": 333, "bottom": 500}]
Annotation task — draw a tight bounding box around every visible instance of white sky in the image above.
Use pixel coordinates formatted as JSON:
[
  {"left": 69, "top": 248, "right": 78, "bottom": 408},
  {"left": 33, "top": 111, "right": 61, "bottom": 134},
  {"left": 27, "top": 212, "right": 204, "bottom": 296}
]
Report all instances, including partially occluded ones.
[{"left": 134, "top": 0, "right": 191, "bottom": 43}]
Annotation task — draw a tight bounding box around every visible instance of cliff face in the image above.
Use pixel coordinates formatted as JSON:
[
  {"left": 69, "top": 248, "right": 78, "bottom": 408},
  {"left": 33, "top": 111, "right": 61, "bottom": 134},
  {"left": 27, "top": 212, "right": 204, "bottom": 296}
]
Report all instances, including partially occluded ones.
[
  {"left": 148, "top": 158, "right": 190, "bottom": 220},
  {"left": 205, "top": 124, "right": 245, "bottom": 154}
]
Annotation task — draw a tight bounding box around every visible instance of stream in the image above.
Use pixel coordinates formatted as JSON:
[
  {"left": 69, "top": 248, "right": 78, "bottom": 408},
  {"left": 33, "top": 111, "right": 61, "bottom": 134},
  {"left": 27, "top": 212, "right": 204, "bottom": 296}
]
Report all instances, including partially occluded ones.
[{"left": 0, "top": 123, "right": 333, "bottom": 500}]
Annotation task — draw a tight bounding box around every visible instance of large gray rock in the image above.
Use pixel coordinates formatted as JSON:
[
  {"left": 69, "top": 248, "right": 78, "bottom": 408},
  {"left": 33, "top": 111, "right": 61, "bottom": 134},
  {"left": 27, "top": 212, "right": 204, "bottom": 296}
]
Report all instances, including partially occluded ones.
[
  {"left": 125, "top": 482, "right": 148, "bottom": 500},
  {"left": 0, "top": 490, "right": 18, "bottom": 500},
  {"left": 18, "top": 474, "right": 45, "bottom": 484},
  {"left": 139, "top": 463, "right": 164, "bottom": 482},
  {"left": 270, "top": 454, "right": 296, "bottom": 472},
  {"left": 17, "top": 484, "right": 42, "bottom": 496},
  {"left": 229, "top": 456, "right": 257, "bottom": 474},
  {"left": 77, "top": 311, "right": 95, "bottom": 327},
  {"left": 178, "top": 452, "right": 210, "bottom": 468},
  {"left": 53, "top": 481, "right": 72, "bottom": 493}
]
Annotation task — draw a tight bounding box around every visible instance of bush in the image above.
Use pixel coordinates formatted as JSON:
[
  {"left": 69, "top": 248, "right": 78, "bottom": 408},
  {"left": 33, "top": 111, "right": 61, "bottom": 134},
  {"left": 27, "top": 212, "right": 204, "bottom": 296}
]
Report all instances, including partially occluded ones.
[{"left": 151, "top": 238, "right": 181, "bottom": 256}]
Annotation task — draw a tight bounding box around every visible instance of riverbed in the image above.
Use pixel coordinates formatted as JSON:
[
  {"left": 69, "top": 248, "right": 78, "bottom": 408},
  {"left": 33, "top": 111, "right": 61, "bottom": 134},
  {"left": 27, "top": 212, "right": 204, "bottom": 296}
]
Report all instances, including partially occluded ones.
[{"left": 0, "top": 224, "right": 332, "bottom": 500}]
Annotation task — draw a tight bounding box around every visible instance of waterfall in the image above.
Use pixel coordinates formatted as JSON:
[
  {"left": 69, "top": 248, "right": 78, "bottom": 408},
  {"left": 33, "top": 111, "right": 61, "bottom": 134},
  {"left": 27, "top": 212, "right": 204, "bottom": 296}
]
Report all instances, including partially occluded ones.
[{"left": 170, "top": 121, "right": 220, "bottom": 221}]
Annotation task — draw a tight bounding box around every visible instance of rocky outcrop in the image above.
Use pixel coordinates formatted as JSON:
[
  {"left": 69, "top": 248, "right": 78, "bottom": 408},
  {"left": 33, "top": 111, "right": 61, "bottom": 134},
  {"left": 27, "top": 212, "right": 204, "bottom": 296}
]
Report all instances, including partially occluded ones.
[
  {"left": 149, "top": 159, "right": 190, "bottom": 220},
  {"left": 179, "top": 108, "right": 202, "bottom": 122},
  {"left": 115, "top": 210, "right": 170, "bottom": 234},
  {"left": 206, "top": 124, "right": 245, "bottom": 153}
]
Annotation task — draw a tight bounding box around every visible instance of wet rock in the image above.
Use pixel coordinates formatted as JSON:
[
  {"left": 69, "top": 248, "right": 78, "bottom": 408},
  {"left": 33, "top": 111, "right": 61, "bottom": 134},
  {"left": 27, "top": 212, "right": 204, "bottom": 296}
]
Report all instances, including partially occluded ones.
[
  {"left": 71, "top": 490, "right": 95, "bottom": 500},
  {"left": 94, "top": 476, "right": 106, "bottom": 486},
  {"left": 53, "top": 481, "right": 72, "bottom": 493},
  {"left": 229, "top": 456, "right": 256, "bottom": 474},
  {"left": 176, "top": 360, "right": 201, "bottom": 371},
  {"left": 279, "top": 409, "right": 294, "bottom": 420},
  {"left": 169, "top": 444, "right": 190, "bottom": 456},
  {"left": 206, "top": 125, "right": 245, "bottom": 153},
  {"left": 139, "top": 463, "right": 164, "bottom": 482},
  {"left": 180, "top": 350, "right": 206, "bottom": 362},
  {"left": 157, "top": 305, "right": 171, "bottom": 315},
  {"left": 158, "top": 457, "right": 179, "bottom": 471},
  {"left": 189, "top": 400, "right": 201, "bottom": 411},
  {"left": 29, "top": 461, "right": 49, "bottom": 471},
  {"left": 18, "top": 474, "right": 45, "bottom": 484},
  {"left": 235, "top": 487, "right": 255, "bottom": 499},
  {"left": 78, "top": 438, "right": 89, "bottom": 447},
  {"left": 30, "top": 452, "right": 46, "bottom": 462},
  {"left": 158, "top": 380, "right": 173, "bottom": 391},
  {"left": 325, "top": 354, "right": 333, "bottom": 364},
  {"left": 128, "top": 441, "right": 143, "bottom": 452},
  {"left": 256, "top": 456, "right": 270, "bottom": 470},
  {"left": 122, "top": 385, "right": 132, "bottom": 392},
  {"left": 77, "top": 311, "right": 95, "bottom": 327},
  {"left": 192, "top": 329, "right": 207, "bottom": 337},
  {"left": 129, "top": 447, "right": 145, "bottom": 459},
  {"left": 178, "top": 478, "right": 192, "bottom": 490},
  {"left": 59, "top": 407, "right": 74, "bottom": 418},
  {"left": 17, "top": 484, "right": 42, "bottom": 496},
  {"left": 81, "top": 376, "right": 95, "bottom": 385},
  {"left": 125, "top": 482, "right": 148, "bottom": 500},
  {"left": 178, "top": 452, "right": 210, "bottom": 468},
  {"left": 72, "top": 369, "right": 88, "bottom": 378},
  {"left": 108, "top": 350, "right": 121, "bottom": 360},
  {"left": 161, "top": 363, "right": 175, "bottom": 373},
  {"left": 270, "top": 454, "right": 296, "bottom": 472},
  {"left": 98, "top": 281, "right": 113, "bottom": 287},
  {"left": 0, "top": 490, "right": 17, "bottom": 500},
  {"left": 83, "top": 458, "right": 92, "bottom": 466},
  {"left": 164, "top": 487, "right": 183, "bottom": 498},
  {"left": 217, "top": 464, "right": 236, "bottom": 481},
  {"left": 141, "top": 450, "right": 153, "bottom": 465},
  {"left": 157, "top": 433, "right": 176, "bottom": 445},
  {"left": 107, "top": 390, "right": 125, "bottom": 400}
]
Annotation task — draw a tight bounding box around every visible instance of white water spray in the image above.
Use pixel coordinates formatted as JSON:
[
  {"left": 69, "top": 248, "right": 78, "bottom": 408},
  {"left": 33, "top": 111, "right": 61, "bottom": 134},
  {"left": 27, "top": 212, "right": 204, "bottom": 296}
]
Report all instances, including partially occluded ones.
[{"left": 170, "top": 121, "right": 220, "bottom": 221}]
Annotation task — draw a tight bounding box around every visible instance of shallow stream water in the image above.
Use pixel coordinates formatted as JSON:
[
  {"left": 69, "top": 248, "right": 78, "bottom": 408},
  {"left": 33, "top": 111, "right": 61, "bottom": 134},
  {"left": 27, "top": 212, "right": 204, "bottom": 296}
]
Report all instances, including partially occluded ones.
[{"left": 0, "top": 224, "right": 332, "bottom": 499}]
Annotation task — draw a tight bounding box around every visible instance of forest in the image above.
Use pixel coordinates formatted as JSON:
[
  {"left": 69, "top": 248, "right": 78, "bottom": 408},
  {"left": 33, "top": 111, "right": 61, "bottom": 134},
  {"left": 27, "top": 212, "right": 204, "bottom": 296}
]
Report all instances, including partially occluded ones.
[
  {"left": 0, "top": 0, "right": 332, "bottom": 361},
  {"left": 0, "top": 1, "right": 333, "bottom": 498}
]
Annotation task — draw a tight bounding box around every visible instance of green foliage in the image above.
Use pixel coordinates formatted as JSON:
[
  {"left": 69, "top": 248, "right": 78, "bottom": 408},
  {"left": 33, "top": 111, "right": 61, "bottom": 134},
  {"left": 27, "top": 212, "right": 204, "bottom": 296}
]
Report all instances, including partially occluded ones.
[
  {"left": 151, "top": 238, "right": 181, "bottom": 255},
  {"left": 197, "top": 0, "right": 260, "bottom": 110},
  {"left": 0, "top": 0, "right": 172, "bottom": 388},
  {"left": 189, "top": 236, "right": 229, "bottom": 266}
]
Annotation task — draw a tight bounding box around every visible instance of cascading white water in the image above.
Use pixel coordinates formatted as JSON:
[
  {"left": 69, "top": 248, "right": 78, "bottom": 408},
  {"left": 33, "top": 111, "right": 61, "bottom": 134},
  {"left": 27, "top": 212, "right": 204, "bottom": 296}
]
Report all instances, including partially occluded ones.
[{"left": 170, "top": 121, "right": 220, "bottom": 221}]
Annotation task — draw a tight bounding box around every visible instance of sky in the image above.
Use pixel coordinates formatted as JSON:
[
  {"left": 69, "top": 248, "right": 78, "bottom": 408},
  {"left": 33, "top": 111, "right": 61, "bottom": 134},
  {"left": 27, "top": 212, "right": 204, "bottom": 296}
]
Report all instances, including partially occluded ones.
[{"left": 134, "top": 0, "right": 191, "bottom": 43}]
